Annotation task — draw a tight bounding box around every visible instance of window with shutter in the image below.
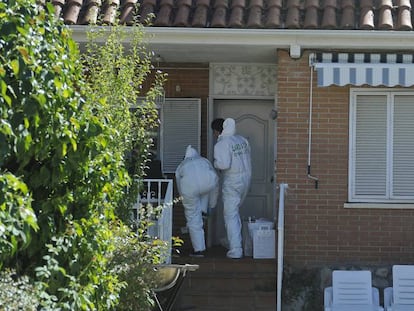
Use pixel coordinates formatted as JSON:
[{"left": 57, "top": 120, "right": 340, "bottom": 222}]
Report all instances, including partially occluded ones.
[
  {"left": 161, "top": 98, "right": 201, "bottom": 174},
  {"left": 392, "top": 95, "right": 414, "bottom": 198},
  {"left": 349, "top": 90, "right": 414, "bottom": 203}
]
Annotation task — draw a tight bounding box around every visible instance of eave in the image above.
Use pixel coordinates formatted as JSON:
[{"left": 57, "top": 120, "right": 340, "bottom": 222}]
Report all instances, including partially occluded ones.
[{"left": 69, "top": 26, "right": 414, "bottom": 63}]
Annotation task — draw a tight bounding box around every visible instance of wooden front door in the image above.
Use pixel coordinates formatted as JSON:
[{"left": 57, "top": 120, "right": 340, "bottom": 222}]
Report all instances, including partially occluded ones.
[{"left": 210, "top": 99, "right": 276, "bottom": 246}]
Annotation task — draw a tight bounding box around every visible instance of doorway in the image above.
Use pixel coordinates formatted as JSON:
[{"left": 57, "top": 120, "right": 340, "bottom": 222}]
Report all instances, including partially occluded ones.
[{"left": 209, "top": 99, "right": 276, "bottom": 247}]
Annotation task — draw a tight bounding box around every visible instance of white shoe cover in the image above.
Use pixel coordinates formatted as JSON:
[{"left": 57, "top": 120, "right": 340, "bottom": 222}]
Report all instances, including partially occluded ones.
[{"left": 226, "top": 248, "right": 243, "bottom": 259}]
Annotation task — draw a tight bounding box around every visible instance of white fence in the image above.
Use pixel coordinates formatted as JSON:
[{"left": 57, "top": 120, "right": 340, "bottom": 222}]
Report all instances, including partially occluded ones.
[{"left": 133, "top": 179, "right": 174, "bottom": 264}]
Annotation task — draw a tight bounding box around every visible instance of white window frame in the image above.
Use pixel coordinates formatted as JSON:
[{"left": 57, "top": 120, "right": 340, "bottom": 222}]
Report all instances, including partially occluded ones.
[{"left": 348, "top": 88, "right": 414, "bottom": 207}]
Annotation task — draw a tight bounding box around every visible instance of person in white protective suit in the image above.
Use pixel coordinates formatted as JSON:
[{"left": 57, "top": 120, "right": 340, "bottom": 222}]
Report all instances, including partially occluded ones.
[
  {"left": 212, "top": 118, "right": 252, "bottom": 259},
  {"left": 175, "top": 145, "right": 219, "bottom": 257}
]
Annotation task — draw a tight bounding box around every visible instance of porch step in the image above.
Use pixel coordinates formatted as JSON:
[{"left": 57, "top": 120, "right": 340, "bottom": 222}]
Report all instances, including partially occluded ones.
[{"left": 171, "top": 246, "right": 277, "bottom": 311}]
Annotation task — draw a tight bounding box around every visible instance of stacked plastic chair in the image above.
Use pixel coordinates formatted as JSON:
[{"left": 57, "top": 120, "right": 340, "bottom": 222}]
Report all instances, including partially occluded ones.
[
  {"left": 384, "top": 265, "right": 414, "bottom": 311},
  {"left": 324, "top": 270, "right": 383, "bottom": 311}
]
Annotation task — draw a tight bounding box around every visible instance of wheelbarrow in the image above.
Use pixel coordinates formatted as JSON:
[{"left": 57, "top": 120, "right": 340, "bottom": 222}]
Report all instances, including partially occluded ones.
[{"left": 152, "top": 263, "right": 199, "bottom": 311}]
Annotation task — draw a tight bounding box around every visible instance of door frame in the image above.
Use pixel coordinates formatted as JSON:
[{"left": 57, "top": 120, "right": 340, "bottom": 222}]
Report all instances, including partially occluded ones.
[{"left": 207, "top": 95, "right": 277, "bottom": 247}]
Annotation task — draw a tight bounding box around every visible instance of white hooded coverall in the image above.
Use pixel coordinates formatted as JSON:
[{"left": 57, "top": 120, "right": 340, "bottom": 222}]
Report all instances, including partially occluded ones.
[
  {"left": 175, "top": 145, "right": 219, "bottom": 252},
  {"left": 213, "top": 118, "right": 252, "bottom": 258}
]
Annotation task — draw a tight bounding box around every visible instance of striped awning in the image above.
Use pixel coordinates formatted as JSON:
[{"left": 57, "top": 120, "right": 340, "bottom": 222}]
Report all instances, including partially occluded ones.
[{"left": 310, "top": 53, "right": 414, "bottom": 87}]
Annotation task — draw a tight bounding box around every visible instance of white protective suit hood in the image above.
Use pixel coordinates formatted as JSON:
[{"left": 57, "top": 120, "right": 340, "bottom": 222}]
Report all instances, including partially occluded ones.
[
  {"left": 185, "top": 145, "right": 198, "bottom": 159},
  {"left": 220, "top": 118, "right": 236, "bottom": 137}
]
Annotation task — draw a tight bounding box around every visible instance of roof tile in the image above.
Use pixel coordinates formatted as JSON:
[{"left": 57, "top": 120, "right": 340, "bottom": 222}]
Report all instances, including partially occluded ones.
[
  {"left": 45, "top": 0, "right": 414, "bottom": 32},
  {"left": 139, "top": 0, "right": 156, "bottom": 24},
  {"left": 211, "top": 0, "right": 229, "bottom": 27},
  {"left": 378, "top": 1, "right": 393, "bottom": 30},
  {"left": 285, "top": 0, "right": 301, "bottom": 28},
  {"left": 173, "top": 0, "right": 192, "bottom": 26},
  {"left": 340, "top": 0, "right": 356, "bottom": 29},
  {"left": 303, "top": 0, "right": 319, "bottom": 29},
  {"left": 101, "top": 0, "right": 120, "bottom": 25},
  {"left": 51, "top": 0, "right": 65, "bottom": 20},
  {"left": 192, "top": 0, "right": 210, "bottom": 27},
  {"left": 359, "top": 0, "right": 374, "bottom": 30},
  {"left": 321, "top": 0, "right": 338, "bottom": 29},
  {"left": 398, "top": 4, "right": 413, "bottom": 30},
  {"left": 154, "top": 0, "right": 174, "bottom": 26},
  {"left": 247, "top": 0, "right": 264, "bottom": 28},
  {"left": 229, "top": 0, "right": 245, "bottom": 27},
  {"left": 78, "top": 0, "right": 102, "bottom": 25},
  {"left": 119, "top": 0, "right": 138, "bottom": 25},
  {"left": 264, "top": 0, "right": 282, "bottom": 28},
  {"left": 67, "top": 0, "right": 85, "bottom": 25}
]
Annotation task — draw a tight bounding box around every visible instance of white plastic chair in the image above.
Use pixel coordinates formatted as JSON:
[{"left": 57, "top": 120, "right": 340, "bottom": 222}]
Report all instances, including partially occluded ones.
[
  {"left": 384, "top": 265, "right": 414, "bottom": 311},
  {"left": 324, "top": 270, "right": 383, "bottom": 311}
]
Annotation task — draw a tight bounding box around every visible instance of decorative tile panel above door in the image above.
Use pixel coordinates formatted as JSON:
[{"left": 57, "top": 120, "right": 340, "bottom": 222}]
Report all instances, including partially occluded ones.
[{"left": 210, "top": 63, "right": 276, "bottom": 97}]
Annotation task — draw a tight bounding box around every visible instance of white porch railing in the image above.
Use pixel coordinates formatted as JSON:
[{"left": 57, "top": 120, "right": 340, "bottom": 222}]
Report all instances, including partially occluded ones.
[
  {"left": 277, "top": 183, "right": 288, "bottom": 311},
  {"left": 133, "top": 179, "right": 174, "bottom": 264}
]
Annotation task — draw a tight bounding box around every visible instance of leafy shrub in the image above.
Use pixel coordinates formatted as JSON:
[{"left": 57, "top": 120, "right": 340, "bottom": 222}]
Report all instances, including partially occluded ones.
[
  {"left": 0, "top": 0, "right": 167, "bottom": 309},
  {"left": 0, "top": 173, "right": 38, "bottom": 265},
  {"left": 108, "top": 221, "right": 164, "bottom": 310},
  {"left": 0, "top": 269, "right": 40, "bottom": 310},
  {"left": 81, "top": 18, "right": 167, "bottom": 310}
]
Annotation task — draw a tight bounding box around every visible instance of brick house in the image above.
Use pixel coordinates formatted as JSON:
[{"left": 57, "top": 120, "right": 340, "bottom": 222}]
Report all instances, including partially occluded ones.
[
  {"left": 52, "top": 0, "right": 414, "bottom": 265},
  {"left": 50, "top": 0, "right": 414, "bottom": 270}
]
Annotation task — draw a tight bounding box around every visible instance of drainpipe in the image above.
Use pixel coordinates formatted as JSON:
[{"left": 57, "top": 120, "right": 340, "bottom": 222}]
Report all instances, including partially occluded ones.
[
  {"left": 276, "top": 183, "right": 288, "bottom": 311},
  {"left": 307, "top": 55, "right": 319, "bottom": 189}
]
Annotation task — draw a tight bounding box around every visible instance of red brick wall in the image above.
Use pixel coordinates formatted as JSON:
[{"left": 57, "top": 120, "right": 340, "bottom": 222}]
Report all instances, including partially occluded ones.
[{"left": 276, "top": 50, "right": 414, "bottom": 266}]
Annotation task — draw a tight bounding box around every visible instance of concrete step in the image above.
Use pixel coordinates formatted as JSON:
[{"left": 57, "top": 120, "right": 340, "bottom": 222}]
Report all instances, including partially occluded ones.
[{"left": 170, "top": 246, "right": 277, "bottom": 311}]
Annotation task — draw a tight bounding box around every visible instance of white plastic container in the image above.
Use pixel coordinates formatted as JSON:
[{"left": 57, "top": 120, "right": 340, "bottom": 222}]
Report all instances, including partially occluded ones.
[
  {"left": 243, "top": 218, "right": 274, "bottom": 257},
  {"left": 253, "top": 229, "right": 276, "bottom": 259}
]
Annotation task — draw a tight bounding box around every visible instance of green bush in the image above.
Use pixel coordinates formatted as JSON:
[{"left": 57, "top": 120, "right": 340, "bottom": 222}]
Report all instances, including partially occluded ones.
[
  {"left": 0, "top": 269, "right": 40, "bottom": 310},
  {"left": 81, "top": 21, "right": 167, "bottom": 310},
  {"left": 0, "top": 173, "right": 38, "bottom": 265},
  {"left": 0, "top": 0, "right": 167, "bottom": 309}
]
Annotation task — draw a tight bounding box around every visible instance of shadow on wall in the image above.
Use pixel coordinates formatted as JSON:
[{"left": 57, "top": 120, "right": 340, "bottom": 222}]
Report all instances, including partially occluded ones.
[{"left": 282, "top": 265, "right": 322, "bottom": 311}]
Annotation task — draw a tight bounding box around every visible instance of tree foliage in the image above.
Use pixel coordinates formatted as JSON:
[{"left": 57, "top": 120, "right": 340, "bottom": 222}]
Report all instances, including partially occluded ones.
[{"left": 0, "top": 0, "right": 167, "bottom": 309}]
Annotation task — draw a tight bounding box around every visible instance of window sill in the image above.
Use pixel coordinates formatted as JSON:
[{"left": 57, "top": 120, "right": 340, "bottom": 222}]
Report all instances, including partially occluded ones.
[{"left": 344, "top": 203, "right": 414, "bottom": 209}]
